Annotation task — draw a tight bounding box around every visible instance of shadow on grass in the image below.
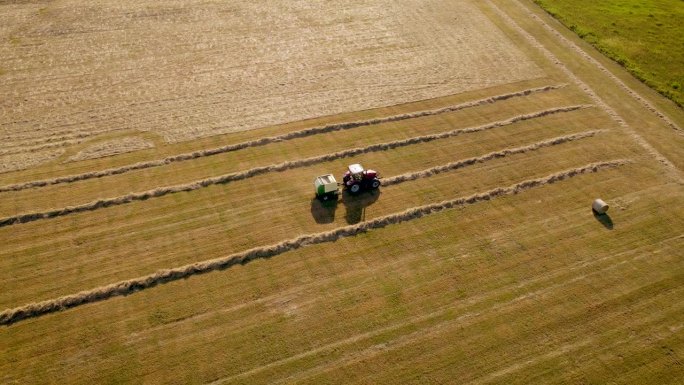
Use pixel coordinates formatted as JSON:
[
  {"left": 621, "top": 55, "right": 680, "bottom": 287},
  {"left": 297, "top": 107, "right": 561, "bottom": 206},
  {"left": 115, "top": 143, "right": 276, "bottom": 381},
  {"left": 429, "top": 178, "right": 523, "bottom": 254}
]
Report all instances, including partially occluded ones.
[
  {"left": 593, "top": 210, "right": 614, "bottom": 230},
  {"left": 310, "top": 197, "right": 339, "bottom": 224},
  {"left": 343, "top": 189, "right": 381, "bottom": 225}
]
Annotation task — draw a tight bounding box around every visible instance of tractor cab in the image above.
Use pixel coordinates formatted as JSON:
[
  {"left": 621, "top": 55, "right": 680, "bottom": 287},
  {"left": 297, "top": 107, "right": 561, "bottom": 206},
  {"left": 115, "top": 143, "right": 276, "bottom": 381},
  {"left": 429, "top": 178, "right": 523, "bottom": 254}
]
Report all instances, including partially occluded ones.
[
  {"left": 348, "top": 163, "right": 364, "bottom": 181},
  {"left": 342, "top": 163, "right": 380, "bottom": 194}
]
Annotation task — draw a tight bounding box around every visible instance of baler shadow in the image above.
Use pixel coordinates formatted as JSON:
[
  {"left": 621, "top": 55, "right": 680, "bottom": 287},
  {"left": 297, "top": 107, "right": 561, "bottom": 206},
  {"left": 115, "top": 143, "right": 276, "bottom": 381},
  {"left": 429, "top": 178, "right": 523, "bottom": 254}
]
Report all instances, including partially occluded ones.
[{"left": 310, "top": 198, "right": 339, "bottom": 224}]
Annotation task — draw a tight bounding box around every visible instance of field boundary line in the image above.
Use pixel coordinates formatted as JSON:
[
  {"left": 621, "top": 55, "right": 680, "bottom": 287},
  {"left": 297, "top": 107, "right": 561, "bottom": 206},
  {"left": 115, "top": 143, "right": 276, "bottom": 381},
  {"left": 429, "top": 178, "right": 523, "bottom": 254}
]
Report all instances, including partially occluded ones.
[
  {"left": 0, "top": 85, "right": 565, "bottom": 191},
  {"left": 515, "top": 0, "right": 682, "bottom": 134},
  {"left": 0, "top": 159, "right": 628, "bottom": 326},
  {"left": 0, "top": 105, "right": 588, "bottom": 228},
  {"left": 486, "top": 0, "right": 683, "bottom": 182}
]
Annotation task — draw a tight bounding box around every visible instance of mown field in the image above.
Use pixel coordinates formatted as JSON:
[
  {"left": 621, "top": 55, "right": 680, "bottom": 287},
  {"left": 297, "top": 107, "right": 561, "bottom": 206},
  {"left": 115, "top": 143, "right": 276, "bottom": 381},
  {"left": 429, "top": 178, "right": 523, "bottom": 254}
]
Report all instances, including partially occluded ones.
[
  {"left": 533, "top": 0, "right": 684, "bottom": 107},
  {"left": 1, "top": 0, "right": 683, "bottom": 384}
]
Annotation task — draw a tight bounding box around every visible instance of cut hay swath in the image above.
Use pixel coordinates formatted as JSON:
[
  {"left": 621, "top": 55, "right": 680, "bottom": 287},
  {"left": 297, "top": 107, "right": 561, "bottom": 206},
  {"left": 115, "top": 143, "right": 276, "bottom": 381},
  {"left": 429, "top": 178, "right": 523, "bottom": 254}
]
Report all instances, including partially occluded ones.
[
  {"left": 0, "top": 159, "right": 628, "bottom": 326},
  {"left": 383, "top": 130, "right": 601, "bottom": 186},
  {"left": 0, "top": 85, "right": 564, "bottom": 192},
  {"left": 0, "top": 105, "right": 588, "bottom": 228}
]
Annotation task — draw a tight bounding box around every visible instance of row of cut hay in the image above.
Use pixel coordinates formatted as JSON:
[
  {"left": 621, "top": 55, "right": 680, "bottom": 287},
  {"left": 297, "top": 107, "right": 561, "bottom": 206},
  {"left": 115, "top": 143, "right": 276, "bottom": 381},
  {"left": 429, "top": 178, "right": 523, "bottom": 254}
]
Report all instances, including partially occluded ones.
[
  {"left": 0, "top": 105, "right": 588, "bottom": 228},
  {"left": 384, "top": 130, "right": 602, "bottom": 186},
  {"left": 0, "top": 160, "right": 628, "bottom": 326},
  {"left": 0, "top": 85, "right": 565, "bottom": 192},
  {"left": 0, "top": 129, "right": 598, "bottom": 306}
]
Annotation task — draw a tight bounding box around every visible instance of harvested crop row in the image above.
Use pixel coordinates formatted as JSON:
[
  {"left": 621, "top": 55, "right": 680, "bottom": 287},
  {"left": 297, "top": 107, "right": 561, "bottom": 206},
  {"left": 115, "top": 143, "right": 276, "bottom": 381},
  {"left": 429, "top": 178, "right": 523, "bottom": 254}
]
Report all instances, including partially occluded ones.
[
  {"left": 0, "top": 105, "right": 587, "bottom": 228},
  {"left": 0, "top": 160, "right": 628, "bottom": 326},
  {"left": 0, "top": 85, "right": 564, "bottom": 192},
  {"left": 383, "top": 130, "right": 602, "bottom": 186}
]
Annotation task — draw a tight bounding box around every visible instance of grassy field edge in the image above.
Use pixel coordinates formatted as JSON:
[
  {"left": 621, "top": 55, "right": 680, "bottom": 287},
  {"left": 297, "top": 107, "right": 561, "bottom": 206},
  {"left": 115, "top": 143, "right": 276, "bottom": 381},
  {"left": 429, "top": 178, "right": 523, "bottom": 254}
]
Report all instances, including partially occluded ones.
[{"left": 531, "top": 0, "right": 684, "bottom": 108}]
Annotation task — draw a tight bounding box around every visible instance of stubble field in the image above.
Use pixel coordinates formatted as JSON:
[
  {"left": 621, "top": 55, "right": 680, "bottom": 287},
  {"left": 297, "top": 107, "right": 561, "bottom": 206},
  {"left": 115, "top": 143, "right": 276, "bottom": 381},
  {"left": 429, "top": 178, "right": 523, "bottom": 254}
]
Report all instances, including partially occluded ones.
[{"left": 1, "top": 0, "right": 683, "bottom": 384}]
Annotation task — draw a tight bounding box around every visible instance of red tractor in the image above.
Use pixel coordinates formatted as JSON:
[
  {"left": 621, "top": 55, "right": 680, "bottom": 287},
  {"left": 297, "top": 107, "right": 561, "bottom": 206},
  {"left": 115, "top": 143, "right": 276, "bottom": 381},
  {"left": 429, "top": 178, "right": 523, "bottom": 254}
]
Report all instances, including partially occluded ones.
[{"left": 342, "top": 163, "right": 381, "bottom": 194}]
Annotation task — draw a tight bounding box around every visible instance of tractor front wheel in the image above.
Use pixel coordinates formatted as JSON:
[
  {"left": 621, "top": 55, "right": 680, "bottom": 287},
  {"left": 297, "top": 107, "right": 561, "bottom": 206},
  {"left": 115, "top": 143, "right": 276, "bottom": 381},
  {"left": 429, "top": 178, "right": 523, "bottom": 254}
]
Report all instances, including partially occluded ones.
[{"left": 371, "top": 179, "right": 381, "bottom": 189}]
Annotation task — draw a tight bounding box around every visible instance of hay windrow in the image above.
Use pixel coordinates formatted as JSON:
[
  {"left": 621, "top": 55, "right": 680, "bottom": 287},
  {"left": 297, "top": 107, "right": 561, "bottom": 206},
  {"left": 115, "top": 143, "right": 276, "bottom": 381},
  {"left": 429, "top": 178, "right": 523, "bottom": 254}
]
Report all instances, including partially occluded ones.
[
  {"left": 0, "top": 105, "right": 587, "bottom": 228},
  {"left": 0, "top": 85, "right": 564, "bottom": 192},
  {"left": 383, "top": 130, "right": 601, "bottom": 186},
  {"left": 0, "top": 159, "right": 628, "bottom": 326}
]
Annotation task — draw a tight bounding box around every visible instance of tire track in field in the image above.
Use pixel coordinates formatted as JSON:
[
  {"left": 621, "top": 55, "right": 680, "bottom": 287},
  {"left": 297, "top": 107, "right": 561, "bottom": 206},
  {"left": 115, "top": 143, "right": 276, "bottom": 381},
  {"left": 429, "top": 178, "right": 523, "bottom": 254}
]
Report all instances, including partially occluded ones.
[
  {"left": 486, "top": 0, "right": 683, "bottom": 182},
  {"left": 517, "top": 1, "right": 682, "bottom": 134},
  {"left": 0, "top": 160, "right": 628, "bottom": 326},
  {"left": 0, "top": 105, "right": 587, "bottom": 228},
  {"left": 223, "top": 237, "right": 681, "bottom": 384},
  {"left": 0, "top": 84, "right": 564, "bottom": 192},
  {"left": 133, "top": 232, "right": 681, "bottom": 345},
  {"left": 383, "top": 130, "right": 601, "bottom": 186}
]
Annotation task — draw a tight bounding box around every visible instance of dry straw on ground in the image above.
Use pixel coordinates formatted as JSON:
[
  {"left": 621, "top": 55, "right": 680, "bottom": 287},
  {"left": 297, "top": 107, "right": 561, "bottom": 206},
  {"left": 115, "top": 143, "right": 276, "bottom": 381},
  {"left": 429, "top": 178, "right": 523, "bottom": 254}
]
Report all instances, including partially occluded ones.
[
  {"left": 67, "top": 137, "right": 154, "bottom": 162},
  {"left": 0, "top": 84, "right": 563, "bottom": 192},
  {"left": 0, "top": 160, "right": 628, "bottom": 326},
  {"left": 0, "top": 0, "right": 543, "bottom": 170},
  {"left": 0, "top": 150, "right": 65, "bottom": 174},
  {"left": 0, "top": 105, "right": 587, "bottom": 228}
]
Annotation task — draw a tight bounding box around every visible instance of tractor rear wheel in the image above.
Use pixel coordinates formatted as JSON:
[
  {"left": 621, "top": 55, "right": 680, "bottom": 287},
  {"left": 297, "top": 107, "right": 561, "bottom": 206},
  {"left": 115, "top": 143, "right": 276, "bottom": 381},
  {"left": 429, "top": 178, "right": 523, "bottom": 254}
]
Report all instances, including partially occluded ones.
[{"left": 349, "top": 184, "right": 361, "bottom": 194}]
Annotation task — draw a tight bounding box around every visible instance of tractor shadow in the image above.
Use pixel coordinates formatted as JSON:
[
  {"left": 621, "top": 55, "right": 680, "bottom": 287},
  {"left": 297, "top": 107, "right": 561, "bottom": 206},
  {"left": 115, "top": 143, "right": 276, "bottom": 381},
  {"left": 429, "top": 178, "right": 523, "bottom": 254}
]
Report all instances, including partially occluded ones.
[
  {"left": 310, "top": 197, "right": 339, "bottom": 224},
  {"left": 342, "top": 189, "right": 381, "bottom": 224},
  {"left": 593, "top": 210, "right": 614, "bottom": 230}
]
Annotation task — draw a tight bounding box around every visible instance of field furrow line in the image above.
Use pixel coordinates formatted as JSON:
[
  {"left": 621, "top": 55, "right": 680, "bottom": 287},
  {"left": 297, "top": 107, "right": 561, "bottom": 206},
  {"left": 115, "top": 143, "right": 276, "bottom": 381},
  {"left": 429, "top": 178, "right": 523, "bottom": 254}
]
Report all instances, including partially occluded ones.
[
  {"left": 516, "top": 0, "right": 682, "bottom": 134},
  {"left": 0, "top": 105, "right": 587, "bottom": 228},
  {"left": 487, "top": 0, "right": 683, "bottom": 182},
  {"left": 0, "top": 85, "right": 565, "bottom": 192},
  {"left": 0, "top": 159, "right": 628, "bottom": 326}
]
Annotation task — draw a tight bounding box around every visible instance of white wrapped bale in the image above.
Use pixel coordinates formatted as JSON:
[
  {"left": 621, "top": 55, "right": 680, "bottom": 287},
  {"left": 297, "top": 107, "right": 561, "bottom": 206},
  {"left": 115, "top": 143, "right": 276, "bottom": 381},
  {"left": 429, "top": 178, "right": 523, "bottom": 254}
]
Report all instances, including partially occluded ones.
[{"left": 592, "top": 199, "right": 609, "bottom": 214}]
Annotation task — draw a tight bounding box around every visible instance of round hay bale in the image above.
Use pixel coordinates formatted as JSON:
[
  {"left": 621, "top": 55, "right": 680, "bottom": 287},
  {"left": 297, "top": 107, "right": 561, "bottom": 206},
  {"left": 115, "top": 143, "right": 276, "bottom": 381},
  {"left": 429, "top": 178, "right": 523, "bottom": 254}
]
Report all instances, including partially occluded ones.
[{"left": 592, "top": 199, "right": 609, "bottom": 214}]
